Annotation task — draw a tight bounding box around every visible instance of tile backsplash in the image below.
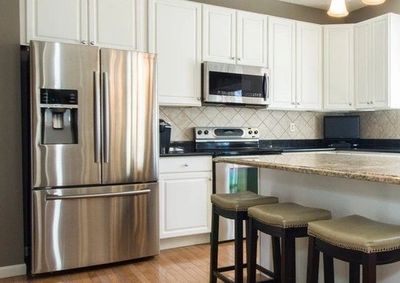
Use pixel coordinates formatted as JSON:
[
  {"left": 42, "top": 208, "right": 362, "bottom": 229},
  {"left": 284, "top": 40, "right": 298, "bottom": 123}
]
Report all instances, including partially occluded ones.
[
  {"left": 160, "top": 106, "right": 324, "bottom": 141},
  {"left": 160, "top": 106, "right": 400, "bottom": 141},
  {"left": 359, "top": 110, "right": 400, "bottom": 139}
]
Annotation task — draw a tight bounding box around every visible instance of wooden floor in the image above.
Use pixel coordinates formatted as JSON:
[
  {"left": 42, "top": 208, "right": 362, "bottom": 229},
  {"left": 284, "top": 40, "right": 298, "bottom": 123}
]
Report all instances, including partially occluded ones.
[{"left": 0, "top": 242, "right": 266, "bottom": 283}]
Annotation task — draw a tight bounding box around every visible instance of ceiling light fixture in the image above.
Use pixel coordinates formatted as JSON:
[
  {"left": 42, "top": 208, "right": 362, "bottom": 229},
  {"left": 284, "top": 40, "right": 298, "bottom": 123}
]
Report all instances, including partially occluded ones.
[
  {"left": 327, "top": 0, "right": 349, "bottom": 18},
  {"left": 361, "top": 0, "right": 386, "bottom": 5}
]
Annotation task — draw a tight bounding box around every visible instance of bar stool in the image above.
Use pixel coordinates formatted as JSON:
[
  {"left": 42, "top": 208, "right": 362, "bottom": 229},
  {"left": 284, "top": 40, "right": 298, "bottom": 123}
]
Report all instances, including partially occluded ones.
[
  {"left": 247, "top": 202, "right": 332, "bottom": 283},
  {"left": 210, "top": 191, "right": 279, "bottom": 283},
  {"left": 307, "top": 215, "right": 400, "bottom": 283}
]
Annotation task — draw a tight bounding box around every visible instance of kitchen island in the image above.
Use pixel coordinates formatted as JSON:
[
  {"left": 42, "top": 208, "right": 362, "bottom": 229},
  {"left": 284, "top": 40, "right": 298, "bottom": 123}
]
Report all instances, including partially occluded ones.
[{"left": 214, "top": 151, "right": 400, "bottom": 283}]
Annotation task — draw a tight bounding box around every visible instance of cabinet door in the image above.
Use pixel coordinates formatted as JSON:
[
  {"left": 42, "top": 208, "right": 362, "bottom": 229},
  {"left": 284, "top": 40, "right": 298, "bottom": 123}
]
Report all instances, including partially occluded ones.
[
  {"left": 26, "top": 0, "right": 88, "bottom": 44},
  {"left": 296, "top": 22, "right": 322, "bottom": 110},
  {"left": 149, "top": 0, "right": 202, "bottom": 106},
  {"left": 159, "top": 172, "right": 212, "bottom": 239},
  {"left": 88, "top": 0, "right": 137, "bottom": 50},
  {"left": 236, "top": 11, "right": 268, "bottom": 67},
  {"left": 355, "top": 22, "right": 373, "bottom": 109},
  {"left": 372, "top": 16, "right": 389, "bottom": 109},
  {"left": 268, "top": 17, "right": 296, "bottom": 109},
  {"left": 202, "top": 5, "right": 236, "bottom": 64},
  {"left": 323, "top": 25, "right": 354, "bottom": 111}
]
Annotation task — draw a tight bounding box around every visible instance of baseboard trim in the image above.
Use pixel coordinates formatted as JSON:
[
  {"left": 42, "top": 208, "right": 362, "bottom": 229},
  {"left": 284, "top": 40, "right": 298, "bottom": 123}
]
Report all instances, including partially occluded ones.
[
  {"left": 0, "top": 264, "right": 26, "bottom": 279},
  {"left": 160, "top": 233, "right": 210, "bottom": 250}
]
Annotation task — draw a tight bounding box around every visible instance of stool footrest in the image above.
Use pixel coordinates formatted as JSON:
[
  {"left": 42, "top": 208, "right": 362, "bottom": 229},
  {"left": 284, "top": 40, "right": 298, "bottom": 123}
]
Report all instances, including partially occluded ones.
[{"left": 215, "top": 264, "right": 275, "bottom": 283}]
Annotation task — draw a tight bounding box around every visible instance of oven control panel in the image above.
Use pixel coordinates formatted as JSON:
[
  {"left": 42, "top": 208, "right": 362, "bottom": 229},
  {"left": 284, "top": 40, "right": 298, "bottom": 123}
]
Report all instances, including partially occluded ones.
[{"left": 194, "top": 127, "right": 259, "bottom": 141}]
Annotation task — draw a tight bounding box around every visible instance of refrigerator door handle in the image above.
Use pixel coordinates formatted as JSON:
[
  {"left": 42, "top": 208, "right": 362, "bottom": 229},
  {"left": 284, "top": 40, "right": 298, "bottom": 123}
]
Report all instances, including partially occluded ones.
[
  {"left": 102, "top": 71, "right": 110, "bottom": 163},
  {"left": 45, "top": 189, "right": 151, "bottom": 200},
  {"left": 94, "top": 71, "right": 101, "bottom": 163}
]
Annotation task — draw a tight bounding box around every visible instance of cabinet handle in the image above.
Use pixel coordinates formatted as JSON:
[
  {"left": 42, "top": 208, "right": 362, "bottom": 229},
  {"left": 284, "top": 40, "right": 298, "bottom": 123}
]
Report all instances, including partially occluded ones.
[
  {"left": 81, "top": 40, "right": 87, "bottom": 45},
  {"left": 90, "top": 41, "right": 95, "bottom": 46}
]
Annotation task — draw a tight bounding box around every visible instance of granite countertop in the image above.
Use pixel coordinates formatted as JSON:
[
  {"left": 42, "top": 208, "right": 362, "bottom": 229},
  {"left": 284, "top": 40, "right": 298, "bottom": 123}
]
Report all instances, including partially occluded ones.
[{"left": 214, "top": 151, "right": 400, "bottom": 185}]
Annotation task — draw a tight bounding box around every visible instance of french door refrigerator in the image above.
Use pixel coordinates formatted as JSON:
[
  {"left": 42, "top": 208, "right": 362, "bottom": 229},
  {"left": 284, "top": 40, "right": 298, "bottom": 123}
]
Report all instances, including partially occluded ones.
[{"left": 28, "top": 41, "right": 159, "bottom": 274}]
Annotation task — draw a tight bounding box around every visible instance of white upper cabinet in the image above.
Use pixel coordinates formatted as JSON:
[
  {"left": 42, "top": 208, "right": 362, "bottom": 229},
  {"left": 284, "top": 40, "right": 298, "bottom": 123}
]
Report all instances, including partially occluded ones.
[
  {"left": 202, "top": 6, "right": 267, "bottom": 67},
  {"left": 323, "top": 25, "right": 355, "bottom": 111},
  {"left": 88, "top": 0, "right": 137, "bottom": 49},
  {"left": 296, "top": 22, "right": 322, "bottom": 110},
  {"left": 354, "top": 14, "right": 400, "bottom": 110},
  {"left": 23, "top": 0, "right": 142, "bottom": 49},
  {"left": 354, "top": 21, "right": 372, "bottom": 109},
  {"left": 202, "top": 5, "right": 236, "bottom": 64},
  {"left": 149, "top": 0, "right": 202, "bottom": 106},
  {"left": 268, "top": 17, "right": 296, "bottom": 109},
  {"left": 26, "top": 0, "right": 88, "bottom": 44},
  {"left": 236, "top": 11, "right": 268, "bottom": 67}
]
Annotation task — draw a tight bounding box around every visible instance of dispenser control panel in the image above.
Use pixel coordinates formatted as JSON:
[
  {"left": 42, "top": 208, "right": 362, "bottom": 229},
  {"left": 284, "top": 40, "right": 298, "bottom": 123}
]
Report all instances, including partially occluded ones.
[{"left": 40, "top": 89, "right": 78, "bottom": 105}]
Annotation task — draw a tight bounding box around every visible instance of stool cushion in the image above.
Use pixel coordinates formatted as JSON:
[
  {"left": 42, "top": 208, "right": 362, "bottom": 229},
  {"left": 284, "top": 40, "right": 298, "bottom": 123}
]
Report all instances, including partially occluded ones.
[
  {"left": 248, "top": 202, "right": 331, "bottom": 229},
  {"left": 308, "top": 215, "right": 400, "bottom": 254},
  {"left": 211, "top": 191, "right": 278, "bottom": 212}
]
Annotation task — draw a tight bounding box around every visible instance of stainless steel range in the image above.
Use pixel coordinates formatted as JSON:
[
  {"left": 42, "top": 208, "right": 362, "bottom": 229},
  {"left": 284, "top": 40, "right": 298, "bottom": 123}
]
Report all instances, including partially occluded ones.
[
  {"left": 27, "top": 41, "right": 159, "bottom": 274},
  {"left": 195, "top": 127, "right": 281, "bottom": 241}
]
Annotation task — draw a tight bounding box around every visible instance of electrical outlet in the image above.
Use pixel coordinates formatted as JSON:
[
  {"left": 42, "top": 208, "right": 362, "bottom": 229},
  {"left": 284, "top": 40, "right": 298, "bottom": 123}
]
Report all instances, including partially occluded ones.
[{"left": 290, "top": 123, "right": 296, "bottom": 132}]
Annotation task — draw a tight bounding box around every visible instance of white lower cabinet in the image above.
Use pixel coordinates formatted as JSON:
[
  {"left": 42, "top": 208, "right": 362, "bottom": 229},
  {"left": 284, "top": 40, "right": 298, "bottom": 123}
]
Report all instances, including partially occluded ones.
[{"left": 159, "top": 157, "right": 212, "bottom": 239}]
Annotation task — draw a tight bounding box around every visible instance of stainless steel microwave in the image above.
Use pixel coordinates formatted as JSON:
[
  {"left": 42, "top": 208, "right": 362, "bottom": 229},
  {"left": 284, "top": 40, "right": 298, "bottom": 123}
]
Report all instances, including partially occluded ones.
[{"left": 202, "top": 62, "right": 270, "bottom": 107}]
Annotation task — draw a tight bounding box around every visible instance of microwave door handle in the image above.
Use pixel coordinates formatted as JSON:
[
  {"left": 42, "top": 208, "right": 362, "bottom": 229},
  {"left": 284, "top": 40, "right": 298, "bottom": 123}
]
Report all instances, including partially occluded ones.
[{"left": 263, "top": 73, "right": 270, "bottom": 101}]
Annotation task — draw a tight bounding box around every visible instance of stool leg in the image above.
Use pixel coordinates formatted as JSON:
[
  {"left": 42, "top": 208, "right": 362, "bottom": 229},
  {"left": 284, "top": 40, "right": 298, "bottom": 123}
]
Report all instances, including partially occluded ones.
[
  {"left": 235, "top": 217, "right": 244, "bottom": 283},
  {"left": 362, "top": 254, "right": 376, "bottom": 283},
  {"left": 281, "top": 236, "right": 296, "bottom": 283},
  {"left": 272, "top": 236, "right": 281, "bottom": 282},
  {"left": 307, "top": 237, "right": 319, "bottom": 283},
  {"left": 210, "top": 206, "right": 219, "bottom": 283},
  {"left": 247, "top": 218, "right": 257, "bottom": 283},
  {"left": 349, "top": 263, "right": 360, "bottom": 283},
  {"left": 323, "top": 254, "right": 334, "bottom": 283}
]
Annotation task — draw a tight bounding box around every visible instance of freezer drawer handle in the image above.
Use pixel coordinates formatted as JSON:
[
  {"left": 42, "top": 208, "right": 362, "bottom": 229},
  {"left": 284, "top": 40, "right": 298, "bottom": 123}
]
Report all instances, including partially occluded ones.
[{"left": 45, "top": 189, "right": 151, "bottom": 200}]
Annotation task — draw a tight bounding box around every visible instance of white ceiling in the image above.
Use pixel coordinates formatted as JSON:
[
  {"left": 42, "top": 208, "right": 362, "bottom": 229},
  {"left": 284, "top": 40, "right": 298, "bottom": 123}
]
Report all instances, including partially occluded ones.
[{"left": 278, "top": 0, "right": 366, "bottom": 12}]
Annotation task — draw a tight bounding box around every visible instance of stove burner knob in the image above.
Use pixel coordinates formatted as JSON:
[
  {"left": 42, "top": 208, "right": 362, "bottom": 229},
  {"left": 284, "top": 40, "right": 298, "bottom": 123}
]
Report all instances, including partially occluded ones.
[
  {"left": 248, "top": 130, "right": 253, "bottom": 135},
  {"left": 254, "top": 130, "right": 258, "bottom": 135},
  {"left": 197, "top": 130, "right": 202, "bottom": 135},
  {"left": 204, "top": 130, "right": 209, "bottom": 135}
]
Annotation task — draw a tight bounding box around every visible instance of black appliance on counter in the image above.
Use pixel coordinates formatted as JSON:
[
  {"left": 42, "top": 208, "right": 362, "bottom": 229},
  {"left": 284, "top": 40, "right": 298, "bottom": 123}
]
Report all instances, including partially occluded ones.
[
  {"left": 160, "top": 119, "right": 172, "bottom": 154},
  {"left": 324, "top": 115, "right": 360, "bottom": 148}
]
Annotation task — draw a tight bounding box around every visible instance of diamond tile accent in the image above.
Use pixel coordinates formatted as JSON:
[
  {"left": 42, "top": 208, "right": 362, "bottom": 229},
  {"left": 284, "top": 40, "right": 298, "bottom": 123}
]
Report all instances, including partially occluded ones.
[
  {"left": 160, "top": 106, "right": 325, "bottom": 141},
  {"left": 359, "top": 110, "right": 400, "bottom": 139}
]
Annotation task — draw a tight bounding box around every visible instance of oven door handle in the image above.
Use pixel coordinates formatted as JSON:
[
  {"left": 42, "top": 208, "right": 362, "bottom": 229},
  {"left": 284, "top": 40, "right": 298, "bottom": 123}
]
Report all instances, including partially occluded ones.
[{"left": 45, "top": 189, "right": 151, "bottom": 200}]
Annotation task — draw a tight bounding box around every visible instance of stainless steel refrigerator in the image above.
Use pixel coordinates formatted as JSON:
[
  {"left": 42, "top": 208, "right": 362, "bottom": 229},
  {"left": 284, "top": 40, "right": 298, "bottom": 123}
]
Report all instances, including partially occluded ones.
[{"left": 28, "top": 41, "right": 159, "bottom": 274}]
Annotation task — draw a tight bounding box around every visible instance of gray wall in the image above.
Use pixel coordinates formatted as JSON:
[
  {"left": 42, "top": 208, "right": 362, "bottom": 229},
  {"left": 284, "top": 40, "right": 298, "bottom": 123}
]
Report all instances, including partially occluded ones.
[
  {"left": 347, "top": 0, "right": 400, "bottom": 22},
  {"left": 0, "top": 0, "right": 23, "bottom": 267},
  {"left": 191, "top": 0, "right": 344, "bottom": 24}
]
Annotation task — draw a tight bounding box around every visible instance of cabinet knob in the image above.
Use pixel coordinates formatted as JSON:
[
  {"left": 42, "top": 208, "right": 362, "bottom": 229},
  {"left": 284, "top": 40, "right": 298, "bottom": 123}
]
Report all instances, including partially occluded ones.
[
  {"left": 81, "top": 40, "right": 87, "bottom": 45},
  {"left": 237, "top": 58, "right": 241, "bottom": 61},
  {"left": 90, "top": 41, "right": 95, "bottom": 46},
  {"left": 349, "top": 103, "right": 352, "bottom": 106},
  {"left": 183, "top": 164, "right": 189, "bottom": 167},
  {"left": 231, "top": 57, "right": 235, "bottom": 60},
  {"left": 197, "top": 97, "right": 201, "bottom": 101}
]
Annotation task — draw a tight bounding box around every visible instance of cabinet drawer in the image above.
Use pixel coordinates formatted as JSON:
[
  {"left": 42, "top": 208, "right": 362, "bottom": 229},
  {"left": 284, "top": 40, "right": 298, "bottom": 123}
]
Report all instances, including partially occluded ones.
[{"left": 159, "top": 156, "right": 212, "bottom": 173}]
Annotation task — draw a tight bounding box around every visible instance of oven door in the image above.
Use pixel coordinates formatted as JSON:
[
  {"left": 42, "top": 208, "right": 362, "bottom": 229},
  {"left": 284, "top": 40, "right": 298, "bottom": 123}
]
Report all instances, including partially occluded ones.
[
  {"left": 203, "top": 62, "right": 270, "bottom": 106},
  {"left": 215, "top": 160, "right": 259, "bottom": 241}
]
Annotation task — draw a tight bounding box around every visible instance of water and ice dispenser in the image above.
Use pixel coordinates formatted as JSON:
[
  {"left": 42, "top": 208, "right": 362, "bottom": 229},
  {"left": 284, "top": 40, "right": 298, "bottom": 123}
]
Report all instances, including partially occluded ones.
[{"left": 40, "top": 89, "right": 78, "bottom": 144}]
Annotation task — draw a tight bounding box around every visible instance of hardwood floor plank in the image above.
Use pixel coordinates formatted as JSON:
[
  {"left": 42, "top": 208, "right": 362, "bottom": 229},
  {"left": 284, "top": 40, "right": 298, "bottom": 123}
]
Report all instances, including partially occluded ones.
[{"left": 0, "top": 242, "right": 239, "bottom": 283}]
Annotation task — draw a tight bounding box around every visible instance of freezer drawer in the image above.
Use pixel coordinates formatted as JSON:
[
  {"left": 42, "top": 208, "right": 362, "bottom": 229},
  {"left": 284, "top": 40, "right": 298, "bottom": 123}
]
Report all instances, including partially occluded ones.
[{"left": 32, "top": 183, "right": 159, "bottom": 274}]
